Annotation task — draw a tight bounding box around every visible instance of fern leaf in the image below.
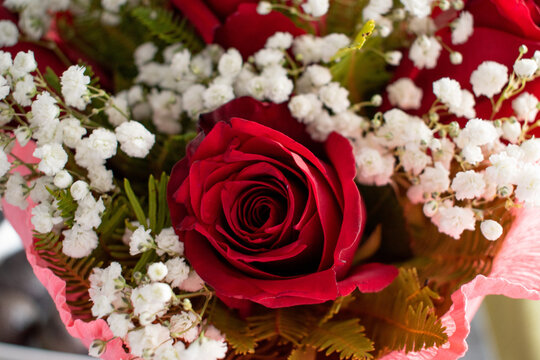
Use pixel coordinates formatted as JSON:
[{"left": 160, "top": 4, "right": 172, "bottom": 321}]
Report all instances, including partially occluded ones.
[
  {"left": 131, "top": 7, "right": 204, "bottom": 51},
  {"left": 288, "top": 346, "right": 317, "bottom": 360},
  {"left": 350, "top": 268, "right": 447, "bottom": 355},
  {"left": 48, "top": 187, "right": 77, "bottom": 227},
  {"left": 249, "top": 308, "right": 312, "bottom": 345},
  {"left": 303, "top": 319, "right": 374, "bottom": 360},
  {"left": 209, "top": 303, "right": 256, "bottom": 354}
]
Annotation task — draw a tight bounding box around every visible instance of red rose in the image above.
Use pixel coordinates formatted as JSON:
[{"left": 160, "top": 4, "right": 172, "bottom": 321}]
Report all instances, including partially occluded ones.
[
  {"left": 167, "top": 97, "right": 397, "bottom": 308},
  {"left": 170, "top": 0, "right": 305, "bottom": 58},
  {"left": 388, "top": 0, "right": 540, "bottom": 125}
]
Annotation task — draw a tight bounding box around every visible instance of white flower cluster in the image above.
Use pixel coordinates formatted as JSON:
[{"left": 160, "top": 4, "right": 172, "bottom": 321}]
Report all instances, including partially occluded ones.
[
  {"left": 87, "top": 243, "right": 224, "bottom": 360},
  {"left": 257, "top": 0, "right": 329, "bottom": 17},
  {"left": 357, "top": 53, "right": 540, "bottom": 241},
  {"left": 2, "top": 0, "right": 73, "bottom": 41}
]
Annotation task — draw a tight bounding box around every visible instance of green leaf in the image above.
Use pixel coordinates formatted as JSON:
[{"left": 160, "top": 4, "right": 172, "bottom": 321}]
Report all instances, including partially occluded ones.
[
  {"left": 288, "top": 347, "right": 317, "bottom": 360},
  {"left": 156, "top": 172, "right": 169, "bottom": 233},
  {"left": 148, "top": 175, "right": 157, "bottom": 232},
  {"left": 43, "top": 67, "right": 62, "bottom": 94},
  {"left": 303, "top": 319, "right": 374, "bottom": 360},
  {"left": 131, "top": 7, "right": 204, "bottom": 51},
  {"left": 47, "top": 187, "right": 77, "bottom": 227},
  {"left": 132, "top": 249, "right": 158, "bottom": 277},
  {"left": 249, "top": 308, "right": 312, "bottom": 345},
  {"left": 350, "top": 268, "right": 447, "bottom": 355},
  {"left": 209, "top": 303, "right": 256, "bottom": 354},
  {"left": 124, "top": 178, "right": 147, "bottom": 227}
]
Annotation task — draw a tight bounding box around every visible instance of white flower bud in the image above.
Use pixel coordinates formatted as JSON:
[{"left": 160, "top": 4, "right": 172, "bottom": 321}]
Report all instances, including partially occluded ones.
[
  {"left": 147, "top": 262, "right": 168, "bottom": 282},
  {"left": 54, "top": 170, "right": 73, "bottom": 189},
  {"left": 514, "top": 59, "right": 538, "bottom": 78},
  {"left": 70, "top": 180, "right": 89, "bottom": 201},
  {"left": 257, "top": 1, "right": 272, "bottom": 15},
  {"left": 480, "top": 219, "right": 503, "bottom": 241},
  {"left": 450, "top": 52, "right": 463, "bottom": 65},
  {"left": 423, "top": 200, "right": 438, "bottom": 217}
]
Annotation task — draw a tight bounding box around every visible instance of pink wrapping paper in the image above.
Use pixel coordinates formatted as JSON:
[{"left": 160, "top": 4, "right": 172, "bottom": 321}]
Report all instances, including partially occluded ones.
[{"left": 5, "top": 141, "right": 540, "bottom": 359}]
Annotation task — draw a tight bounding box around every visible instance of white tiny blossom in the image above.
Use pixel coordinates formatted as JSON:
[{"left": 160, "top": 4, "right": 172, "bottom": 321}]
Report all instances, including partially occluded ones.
[
  {"left": 203, "top": 83, "right": 234, "bottom": 110},
  {"left": 515, "top": 163, "right": 540, "bottom": 206},
  {"left": 149, "top": 89, "right": 182, "bottom": 134},
  {"left": 480, "top": 220, "right": 503, "bottom": 240},
  {"left": 433, "top": 77, "right": 462, "bottom": 109},
  {"left": 33, "top": 143, "right": 68, "bottom": 176},
  {"left": 5, "top": 172, "right": 27, "bottom": 209},
  {"left": 62, "top": 225, "right": 99, "bottom": 258},
  {"left": 115, "top": 121, "right": 155, "bottom": 158},
  {"left": 257, "top": 1, "right": 272, "bottom": 15},
  {"left": 423, "top": 201, "right": 438, "bottom": 217},
  {"left": 451, "top": 170, "right": 486, "bottom": 200},
  {"left": 485, "top": 152, "right": 519, "bottom": 185},
  {"left": 74, "top": 194, "right": 105, "bottom": 229},
  {"left": 264, "top": 75, "right": 293, "bottom": 103},
  {"left": 254, "top": 48, "right": 284, "bottom": 68},
  {"left": 401, "top": 0, "right": 433, "bottom": 18},
  {"left": 362, "top": 0, "right": 392, "bottom": 21},
  {"left": 0, "top": 20, "right": 18, "bottom": 47},
  {"left": 514, "top": 59, "right": 538, "bottom": 78},
  {"left": 134, "top": 42, "right": 158, "bottom": 67},
  {"left": 107, "top": 313, "right": 134, "bottom": 338},
  {"left": 70, "top": 180, "right": 89, "bottom": 201},
  {"left": 321, "top": 34, "right": 350, "bottom": 62},
  {"left": 0, "top": 51, "right": 12, "bottom": 73},
  {"left": 53, "top": 170, "right": 73, "bottom": 189},
  {"left": 131, "top": 283, "right": 173, "bottom": 318},
  {"left": 148, "top": 262, "right": 169, "bottom": 282},
  {"left": 401, "top": 143, "right": 432, "bottom": 175},
  {"left": 182, "top": 84, "right": 206, "bottom": 118},
  {"left": 0, "top": 75, "right": 9, "bottom": 100},
  {"left": 127, "top": 324, "right": 172, "bottom": 358},
  {"left": 451, "top": 11, "right": 473, "bottom": 45},
  {"left": 333, "top": 111, "right": 364, "bottom": 138},
  {"left": 29, "top": 176, "right": 54, "bottom": 204},
  {"left": 156, "top": 227, "right": 183, "bottom": 256},
  {"left": 0, "top": 150, "right": 10, "bottom": 177},
  {"left": 170, "top": 311, "right": 199, "bottom": 342},
  {"left": 86, "top": 163, "right": 115, "bottom": 193},
  {"left": 409, "top": 35, "right": 442, "bottom": 69},
  {"left": 450, "top": 51, "right": 463, "bottom": 65},
  {"left": 91, "top": 295, "right": 114, "bottom": 320},
  {"left": 12, "top": 74, "right": 35, "bottom": 106},
  {"left": 32, "top": 90, "right": 58, "bottom": 125},
  {"left": 521, "top": 138, "right": 540, "bottom": 163},
  {"left": 512, "top": 92, "right": 538, "bottom": 122},
  {"left": 302, "top": 0, "right": 329, "bottom": 17},
  {"left": 455, "top": 118, "right": 498, "bottom": 148},
  {"left": 61, "top": 65, "right": 90, "bottom": 110},
  {"left": 461, "top": 145, "right": 483, "bottom": 165},
  {"left": 87, "top": 128, "right": 117, "bottom": 160},
  {"left": 470, "top": 61, "right": 508, "bottom": 98},
  {"left": 502, "top": 120, "right": 521, "bottom": 144},
  {"left": 130, "top": 226, "right": 154, "bottom": 255},
  {"left": 355, "top": 145, "right": 395, "bottom": 186},
  {"left": 408, "top": 17, "right": 436, "bottom": 35},
  {"left": 165, "top": 257, "right": 190, "bottom": 289},
  {"left": 60, "top": 117, "right": 87, "bottom": 148},
  {"left": 435, "top": 205, "right": 476, "bottom": 239},
  {"left": 11, "top": 51, "right": 36, "bottom": 79},
  {"left": 14, "top": 126, "right": 31, "bottom": 147},
  {"left": 293, "top": 35, "right": 325, "bottom": 65},
  {"left": 265, "top": 32, "right": 293, "bottom": 49},
  {"left": 387, "top": 78, "right": 423, "bottom": 110},
  {"left": 449, "top": 89, "right": 476, "bottom": 118},
  {"left": 305, "top": 64, "right": 332, "bottom": 87},
  {"left": 31, "top": 202, "right": 62, "bottom": 233},
  {"left": 319, "top": 82, "right": 350, "bottom": 114},
  {"left": 379, "top": 109, "right": 432, "bottom": 148},
  {"left": 385, "top": 51, "right": 402, "bottom": 66},
  {"left": 218, "top": 48, "right": 242, "bottom": 77},
  {"left": 419, "top": 162, "right": 451, "bottom": 194},
  {"left": 179, "top": 337, "right": 227, "bottom": 360},
  {"left": 105, "top": 95, "right": 129, "bottom": 126}
]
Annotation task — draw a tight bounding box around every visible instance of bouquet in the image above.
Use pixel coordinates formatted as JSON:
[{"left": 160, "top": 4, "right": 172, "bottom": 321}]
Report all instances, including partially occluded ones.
[{"left": 1, "top": 0, "right": 540, "bottom": 359}]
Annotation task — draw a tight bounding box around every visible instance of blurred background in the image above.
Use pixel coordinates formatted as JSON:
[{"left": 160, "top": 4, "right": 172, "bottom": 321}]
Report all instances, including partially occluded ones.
[{"left": 0, "top": 213, "right": 537, "bottom": 360}]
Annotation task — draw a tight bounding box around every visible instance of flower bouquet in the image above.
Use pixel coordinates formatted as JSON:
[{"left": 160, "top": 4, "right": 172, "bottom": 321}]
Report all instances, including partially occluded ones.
[{"left": 1, "top": 0, "right": 540, "bottom": 359}]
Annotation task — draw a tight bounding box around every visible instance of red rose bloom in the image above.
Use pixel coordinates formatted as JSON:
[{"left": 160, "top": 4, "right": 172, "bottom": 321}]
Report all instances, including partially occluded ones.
[
  {"left": 167, "top": 97, "right": 397, "bottom": 308},
  {"left": 170, "top": 0, "right": 305, "bottom": 58},
  {"left": 388, "top": 0, "right": 540, "bottom": 125}
]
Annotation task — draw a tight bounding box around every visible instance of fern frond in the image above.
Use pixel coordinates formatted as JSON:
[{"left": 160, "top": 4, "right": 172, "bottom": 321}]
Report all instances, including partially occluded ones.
[
  {"left": 350, "top": 268, "right": 447, "bottom": 355},
  {"left": 131, "top": 7, "right": 204, "bottom": 51},
  {"left": 249, "top": 308, "right": 312, "bottom": 345},
  {"left": 303, "top": 319, "right": 374, "bottom": 360},
  {"left": 209, "top": 303, "right": 256, "bottom": 355}
]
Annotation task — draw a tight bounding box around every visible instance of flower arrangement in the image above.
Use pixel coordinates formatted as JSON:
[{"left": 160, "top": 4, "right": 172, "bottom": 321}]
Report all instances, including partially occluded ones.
[{"left": 0, "top": 0, "right": 540, "bottom": 359}]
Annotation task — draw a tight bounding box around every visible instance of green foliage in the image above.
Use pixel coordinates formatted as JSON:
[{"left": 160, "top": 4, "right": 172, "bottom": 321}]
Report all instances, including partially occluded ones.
[
  {"left": 326, "top": 0, "right": 366, "bottom": 36},
  {"left": 303, "top": 319, "right": 374, "bottom": 360},
  {"left": 210, "top": 303, "right": 256, "bottom": 355},
  {"left": 403, "top": 198, "right": 512, "bottom": 310},
  {"left": 249, "top": 308, "right": 312, "bottom": 345},
  {"left": 131, "top": 7, "right": 204, "bottom": 51},
  {"left": 48, "top": 187, "right": 77, "bottom": 227},
  {"left": 43, "top": 67, "right": 62, "bottom": 94},
  {"left": 350, "top": 268, "right": 447, "bottom": 355},
  {"left": 151, "top": 132, "right": 197, "bottom": 174},
  {"left": 34, "top": 231, "right": 103, "bottom": 318}
]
